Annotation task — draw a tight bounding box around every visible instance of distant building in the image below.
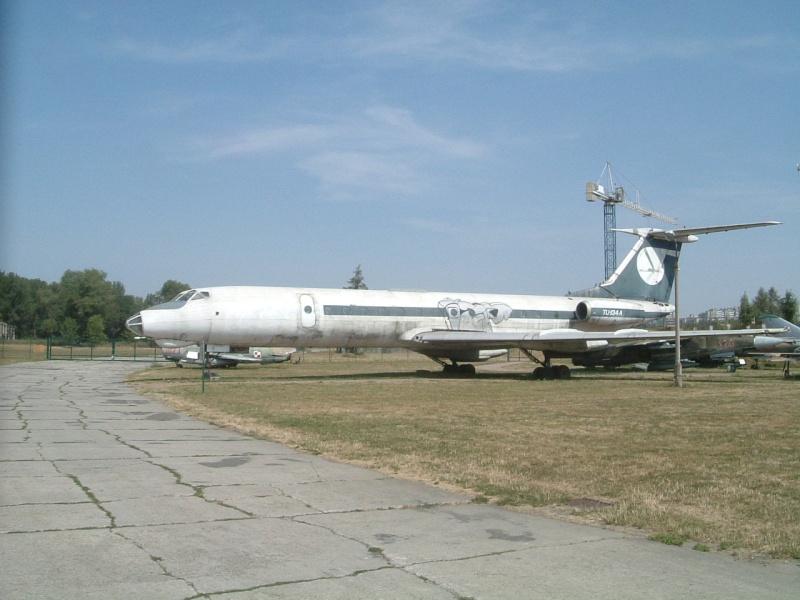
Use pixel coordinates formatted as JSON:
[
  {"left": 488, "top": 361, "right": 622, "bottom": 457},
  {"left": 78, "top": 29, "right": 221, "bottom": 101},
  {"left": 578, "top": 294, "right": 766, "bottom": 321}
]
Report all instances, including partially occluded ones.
[
  {"left": 0, "top": 322, "right": 16, "bottom": 340},
  {"left": 664, "top": 307, "right": 740, "bottom": 330},
  {"left": 701, "top": 307, "right": 739, "bottom": 323}
]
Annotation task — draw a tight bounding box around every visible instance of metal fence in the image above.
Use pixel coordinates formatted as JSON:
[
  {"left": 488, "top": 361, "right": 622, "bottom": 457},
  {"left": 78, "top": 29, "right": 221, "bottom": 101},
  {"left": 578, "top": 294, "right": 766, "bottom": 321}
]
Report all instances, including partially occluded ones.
[
  {"left": 0, "top": 339, "right": 49, "bottom": 362},
  {"left": 44, "top": 338, "right": 165, "bottom": 362}
]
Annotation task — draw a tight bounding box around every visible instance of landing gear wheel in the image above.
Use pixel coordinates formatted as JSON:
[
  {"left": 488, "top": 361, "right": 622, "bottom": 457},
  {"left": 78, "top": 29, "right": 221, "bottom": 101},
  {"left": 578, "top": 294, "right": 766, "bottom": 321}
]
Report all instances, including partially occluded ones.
[
  {"left": 459, "top": 363, "right": 476, "bottom": 375},
  {"left": 554, "top": 365, "right": 571, "bottom": 379},
  {"left": 532, "top": 365, "right": 571, "bottom": 380}
]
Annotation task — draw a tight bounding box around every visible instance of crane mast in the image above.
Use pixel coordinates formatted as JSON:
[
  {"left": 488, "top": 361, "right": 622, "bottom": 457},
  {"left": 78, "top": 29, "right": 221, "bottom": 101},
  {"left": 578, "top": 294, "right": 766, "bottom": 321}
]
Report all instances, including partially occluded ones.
[{"left": 586, "top": 163, "right": 677, "bottom": 280}]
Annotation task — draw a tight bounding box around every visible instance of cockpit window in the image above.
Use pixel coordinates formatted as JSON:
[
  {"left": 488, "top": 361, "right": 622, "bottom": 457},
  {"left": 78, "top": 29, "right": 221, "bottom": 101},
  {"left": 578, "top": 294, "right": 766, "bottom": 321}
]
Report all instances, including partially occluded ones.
[
  {"left": 172, "top": 290, "right": 196, "bottom": 302},
  {"left": 170, "top": 289, "right": 211, "bottom": 302}
]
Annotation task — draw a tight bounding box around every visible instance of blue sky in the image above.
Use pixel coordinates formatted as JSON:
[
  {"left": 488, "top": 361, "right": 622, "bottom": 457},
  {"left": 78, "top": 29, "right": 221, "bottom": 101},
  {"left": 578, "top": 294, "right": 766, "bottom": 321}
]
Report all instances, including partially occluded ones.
[{"left": 3, "top": 1, "right": 798, "bottom": 315}]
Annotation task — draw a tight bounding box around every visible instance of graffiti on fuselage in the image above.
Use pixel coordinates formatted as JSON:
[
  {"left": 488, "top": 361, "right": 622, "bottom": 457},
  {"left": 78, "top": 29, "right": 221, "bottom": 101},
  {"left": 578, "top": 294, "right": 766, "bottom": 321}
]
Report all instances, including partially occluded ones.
[{"left": 439, "top": 298, "right": 512, "bottom": 331}]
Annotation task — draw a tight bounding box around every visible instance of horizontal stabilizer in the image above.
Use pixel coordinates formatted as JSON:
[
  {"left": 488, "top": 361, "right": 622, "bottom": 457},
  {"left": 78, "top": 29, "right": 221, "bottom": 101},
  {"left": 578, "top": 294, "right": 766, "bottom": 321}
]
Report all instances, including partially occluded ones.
[{"left": 615, "top": 221, "right": 781, "bottom": 243}]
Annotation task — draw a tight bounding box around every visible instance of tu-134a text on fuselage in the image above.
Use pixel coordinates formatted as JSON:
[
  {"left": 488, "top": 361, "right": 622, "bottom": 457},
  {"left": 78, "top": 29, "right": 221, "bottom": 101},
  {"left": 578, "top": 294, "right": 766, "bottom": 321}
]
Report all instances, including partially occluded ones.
[{"left": 126, "top": 222, "right": 781, "bottom": 379}]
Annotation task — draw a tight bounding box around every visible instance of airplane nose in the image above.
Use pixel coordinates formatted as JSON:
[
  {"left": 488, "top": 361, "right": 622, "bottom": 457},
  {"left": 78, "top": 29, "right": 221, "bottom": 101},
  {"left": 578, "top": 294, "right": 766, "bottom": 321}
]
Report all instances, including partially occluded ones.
[{"left": 126, "top": 313, "right": 144, "bottom": 336}]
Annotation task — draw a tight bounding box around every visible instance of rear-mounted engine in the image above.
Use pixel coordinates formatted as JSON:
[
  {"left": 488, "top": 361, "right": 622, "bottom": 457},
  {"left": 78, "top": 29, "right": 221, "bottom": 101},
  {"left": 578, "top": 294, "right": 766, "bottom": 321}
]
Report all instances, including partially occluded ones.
[{"left": 575, "top": 300, "right": 647, "bottom": 327}]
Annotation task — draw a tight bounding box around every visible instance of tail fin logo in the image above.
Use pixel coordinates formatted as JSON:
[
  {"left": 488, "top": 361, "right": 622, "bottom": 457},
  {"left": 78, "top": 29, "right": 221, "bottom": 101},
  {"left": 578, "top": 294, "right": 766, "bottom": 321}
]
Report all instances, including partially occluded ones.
[{"left": 636, "top": 247, "right": 665, "bottom": 285}]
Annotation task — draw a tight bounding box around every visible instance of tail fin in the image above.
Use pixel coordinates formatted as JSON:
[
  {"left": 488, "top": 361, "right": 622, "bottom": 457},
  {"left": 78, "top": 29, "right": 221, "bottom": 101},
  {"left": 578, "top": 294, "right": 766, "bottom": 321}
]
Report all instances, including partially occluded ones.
[
  {"left": 575, "top": 231, "right": 680, "bottom": 303},
  {"left": 572, "top": 222, "right": 780, "bottom": 303},
  {"left": 760, "top": 315, "right": 800, "bottom": 337}
]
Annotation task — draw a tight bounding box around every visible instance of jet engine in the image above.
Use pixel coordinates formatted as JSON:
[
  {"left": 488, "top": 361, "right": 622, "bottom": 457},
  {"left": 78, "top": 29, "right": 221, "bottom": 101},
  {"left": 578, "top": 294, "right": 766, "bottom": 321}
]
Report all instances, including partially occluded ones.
[{"left": 575, "top": 300, "right": 650, "bottom": 328}]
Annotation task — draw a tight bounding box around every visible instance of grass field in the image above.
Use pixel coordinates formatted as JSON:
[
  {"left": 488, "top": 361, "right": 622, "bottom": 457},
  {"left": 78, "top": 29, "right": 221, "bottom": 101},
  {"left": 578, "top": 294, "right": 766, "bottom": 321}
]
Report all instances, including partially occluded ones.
[{"left": 128, "top": 350, "right": 800, "bottom": 560}]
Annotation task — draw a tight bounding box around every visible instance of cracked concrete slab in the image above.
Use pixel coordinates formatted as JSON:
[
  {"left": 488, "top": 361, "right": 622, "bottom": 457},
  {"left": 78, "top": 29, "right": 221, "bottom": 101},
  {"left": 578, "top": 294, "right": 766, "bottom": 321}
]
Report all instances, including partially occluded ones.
[
  {"left": 1, "top": 361, "right": 798, "bottom": 599},
  {"left": 55, "top": 458, "right": 194, "bottom": 502},
  {"left": 1, "top": 500, "right": 111, "bottom": 532},
  {"left": 209, "top": 489, "right": 320, "bottom": 518},
  {"left": 131, "top": 438, "right": 291, "bottom": 457},
  {"left": 409, "top": 538, "right": 798, "bottom": 599},
  {"left": 105, "top": 494, "right": 250, "bottom": 527},
  {"left": 37, "top": 441, "right": 147, "bottom": 461},
  {"left": 282, "top": 477, "right": 468, "bottom": 513},
  {"left": 212, "top": 568, "right": 457, "bottom": 599},
  {"left": 1, "top": 528, "right": 196, "bottom": 599},
  {"left": 1, "top": 474, "right": 93, "bottom": 505},
  {"left": 298, "top": 503, "right": 616, "bottom": 568},
  {"left": 120, "top": 518, "right": 387, "bottom": 596}
]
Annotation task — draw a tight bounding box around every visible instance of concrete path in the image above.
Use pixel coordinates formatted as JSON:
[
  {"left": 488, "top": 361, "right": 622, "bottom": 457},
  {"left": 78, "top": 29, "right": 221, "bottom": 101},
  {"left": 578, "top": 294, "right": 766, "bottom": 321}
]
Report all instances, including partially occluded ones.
[{"left": 1, "top": 361, "right": 797, "bottom": 599}]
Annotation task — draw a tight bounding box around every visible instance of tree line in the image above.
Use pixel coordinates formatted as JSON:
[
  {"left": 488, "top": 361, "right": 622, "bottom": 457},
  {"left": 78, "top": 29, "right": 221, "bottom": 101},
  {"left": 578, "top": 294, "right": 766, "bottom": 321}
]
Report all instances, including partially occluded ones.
[
  {"left": 739, "top": 287, "right": 798, "bottom": 327},
  {"left": 1, "top": 268, "right": 797, "bottom": 340},
  {"left": 0, "top": 270, "right": 189, "bottom": 340}
]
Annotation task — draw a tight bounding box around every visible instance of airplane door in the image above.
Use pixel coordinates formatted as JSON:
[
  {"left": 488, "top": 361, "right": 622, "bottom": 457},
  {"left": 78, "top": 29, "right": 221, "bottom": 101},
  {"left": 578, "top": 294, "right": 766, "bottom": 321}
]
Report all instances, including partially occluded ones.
[{"left": 300, "top": 294, "right": 317, "bottom": 328}]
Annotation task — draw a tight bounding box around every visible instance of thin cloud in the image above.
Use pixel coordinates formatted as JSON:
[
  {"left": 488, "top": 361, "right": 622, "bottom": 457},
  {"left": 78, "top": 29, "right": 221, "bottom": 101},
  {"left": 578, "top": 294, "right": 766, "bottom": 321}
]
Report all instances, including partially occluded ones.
[
  {"left": 110, "top": 2, "right": 794, "bottom": 74},
  {"left": 114, "top": 29, "right": 299, "bottom": 64},
  {"left": 343, "top": 2, "right": 624, "bottom": 72},
  {"left": 364, "top": 106, "right": 484, "bottom": 158},
  {"left": 402, "top": 217, "right": 465, "bottom": 235},
  {"left": 343, "top": 3, "right": 587, "bottom": 72},
  {"left": 197, "top": 125, "right": 336, "bottom": 158},
  {"left": 193, "top": 106, "right": 484, "bottom": 160},
  {"left": 346, "top": 2, "right": 797, "bottom": 73},
  {"left": 301, "top": 152, "right": 423, "bottom": 198},
  {"left": 191, "top": 106, "right": 487, "bottom": 199}
]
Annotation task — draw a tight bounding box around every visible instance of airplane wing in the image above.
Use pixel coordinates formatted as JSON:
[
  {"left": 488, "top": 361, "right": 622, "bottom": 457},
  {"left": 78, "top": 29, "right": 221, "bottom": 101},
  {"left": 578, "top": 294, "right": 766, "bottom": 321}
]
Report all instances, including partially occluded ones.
[
  {"left": 215, "top": 353, "right": 264, "bottom": 364},
  {"left": 214, "top": 351, "right": 293, "bottom": 364},
  {"left": 408, "top": 327, "right": 780, "bottom": 354},
  {"left": 748, "top": 352, "right": 800, "bottom": 362}
]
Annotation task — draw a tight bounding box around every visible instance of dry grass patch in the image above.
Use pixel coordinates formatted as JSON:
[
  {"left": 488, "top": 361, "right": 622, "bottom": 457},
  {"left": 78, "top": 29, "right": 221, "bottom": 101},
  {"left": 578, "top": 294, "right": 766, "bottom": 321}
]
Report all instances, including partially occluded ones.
[{"left": 129, "top": 352, "right": 800, "bottom": 559}]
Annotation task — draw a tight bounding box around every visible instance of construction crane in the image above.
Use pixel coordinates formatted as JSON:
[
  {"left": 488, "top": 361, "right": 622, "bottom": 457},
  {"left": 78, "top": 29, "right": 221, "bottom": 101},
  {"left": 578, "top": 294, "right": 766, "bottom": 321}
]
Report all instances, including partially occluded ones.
[{"left": 586, "top": 163, "right": 677, "bottom": 280}]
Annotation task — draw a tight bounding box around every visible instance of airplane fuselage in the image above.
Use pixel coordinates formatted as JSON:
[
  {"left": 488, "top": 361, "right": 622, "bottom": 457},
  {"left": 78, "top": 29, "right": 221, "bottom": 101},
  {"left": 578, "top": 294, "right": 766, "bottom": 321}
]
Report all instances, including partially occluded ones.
[
  {"left": 125, "top": 222, "right": 780, "bottom": 374},
  {"left": 128, "top": 286, "right": 673, "bottom": 355}
]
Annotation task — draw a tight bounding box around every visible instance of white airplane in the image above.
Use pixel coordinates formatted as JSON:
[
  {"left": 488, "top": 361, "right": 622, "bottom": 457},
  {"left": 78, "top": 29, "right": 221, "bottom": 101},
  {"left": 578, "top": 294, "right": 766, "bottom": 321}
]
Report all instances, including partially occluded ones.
[
  {"left": 750, "top": 316, "right": 800, "bottom": 378},
  {"left": 126, "top": 222, "right": 780, "bottom": 379}
]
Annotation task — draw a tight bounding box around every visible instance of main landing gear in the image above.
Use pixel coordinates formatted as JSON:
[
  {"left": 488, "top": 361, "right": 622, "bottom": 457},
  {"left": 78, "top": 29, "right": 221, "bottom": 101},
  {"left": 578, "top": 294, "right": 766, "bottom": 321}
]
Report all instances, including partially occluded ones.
[
  {"left": 430, "top": 357, "right": 477, "bottom": 376},
  {"left": 429, "top": 352, "right": 572, "bottom": 380},
  {"left": 522, "top": 349, "right": 571, "bottom": 380},
  {"left": 530, "top": 364, "right": 571, "bottom": 380},
  {"left": 443, "top": 361, "right": 477, "bottom": 376},
  {"left": 752, "top": 359, "right": 793, "bottom": 379}
]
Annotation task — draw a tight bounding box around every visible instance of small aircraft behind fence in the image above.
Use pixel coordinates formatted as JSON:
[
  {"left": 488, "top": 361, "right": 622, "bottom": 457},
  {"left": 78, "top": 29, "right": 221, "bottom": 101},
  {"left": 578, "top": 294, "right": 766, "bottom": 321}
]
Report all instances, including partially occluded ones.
[
  {"left": 127, "top": 221, "right": 780, "bottom": 380},
  {"left": 749, "top": 316, "right": 800, "bottom": 378},
  {"left": 158, "top": 342, "right": 295, "bottom": 368}
]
